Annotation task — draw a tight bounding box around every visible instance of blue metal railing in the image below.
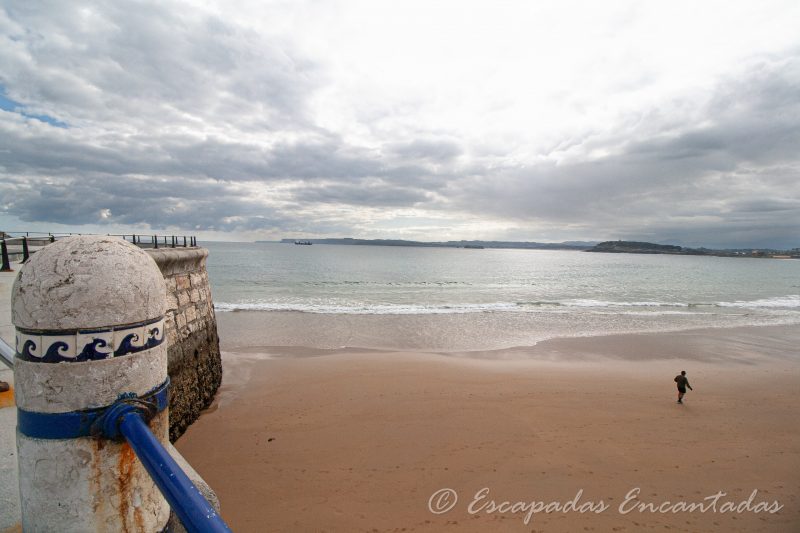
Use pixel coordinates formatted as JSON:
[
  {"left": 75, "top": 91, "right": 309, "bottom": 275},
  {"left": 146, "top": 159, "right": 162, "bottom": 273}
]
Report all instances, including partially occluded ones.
[
  {"left": 0, "top": 337, "right": 13, "bottom": 369},
  {"left": 103, "top": 401, "right": 232, "bottom": 532},
  {"left": 0, "top": 232, "right": 199, "bottom": 270},
  {"left": 0, "top": 337, "right": 231, "bottom": 532}
]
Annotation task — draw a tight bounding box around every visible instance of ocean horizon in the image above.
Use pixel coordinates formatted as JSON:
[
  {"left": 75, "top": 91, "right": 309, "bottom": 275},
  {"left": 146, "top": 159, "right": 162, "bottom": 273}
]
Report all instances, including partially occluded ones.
[{"left": 205, "top": 241, "right": 800, "bottom": 351}]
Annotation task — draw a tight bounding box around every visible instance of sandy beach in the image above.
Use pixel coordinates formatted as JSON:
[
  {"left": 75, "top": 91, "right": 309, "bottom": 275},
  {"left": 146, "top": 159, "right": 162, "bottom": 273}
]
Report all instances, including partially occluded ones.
[{"left": 176, "top": 323, "right": 800, "bottom": 532}]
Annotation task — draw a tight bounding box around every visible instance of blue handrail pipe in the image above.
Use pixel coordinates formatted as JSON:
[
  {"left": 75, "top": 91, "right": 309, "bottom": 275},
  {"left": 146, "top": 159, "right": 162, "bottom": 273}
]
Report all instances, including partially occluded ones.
[
  {"left": 0, "top": 337, "right": 13, "bottom": 369},
  {"left": 1, "top": 336, "right": 232, "bottom": 532},
  {"left": 104, "top": 402, "right": 232, "bottom": 533}
]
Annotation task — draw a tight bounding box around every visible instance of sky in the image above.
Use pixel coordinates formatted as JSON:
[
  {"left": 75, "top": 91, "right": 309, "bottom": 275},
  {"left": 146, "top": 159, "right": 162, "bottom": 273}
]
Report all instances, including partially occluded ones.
[{"left": 0, "top": 0, "right": 799, "bottom": 248}]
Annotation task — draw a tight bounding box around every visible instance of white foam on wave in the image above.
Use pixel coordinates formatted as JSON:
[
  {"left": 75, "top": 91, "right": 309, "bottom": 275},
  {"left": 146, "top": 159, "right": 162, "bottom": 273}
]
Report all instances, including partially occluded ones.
[
  {"left": 561, "top": 299, "right": 690, "bottom": 308},
  {"left": 214, "top": 301, "right": 520, "bottom": 314},
  {"left": 562, "top": 296, "right": 800, "bottom": 310},
  {"left": 717, "top": 295, "right": 800, "bottom": 308},
  {"left": 214, "top": 295, "right": 800, "bottom": 315}
]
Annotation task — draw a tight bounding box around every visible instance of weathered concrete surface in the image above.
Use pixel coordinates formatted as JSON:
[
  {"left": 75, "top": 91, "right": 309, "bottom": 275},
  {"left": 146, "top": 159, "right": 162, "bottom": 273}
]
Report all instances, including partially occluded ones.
[
  {"left": 147, "top": 248, "right": 221, "bottom": 442},
  {"left": 17, "top": 412, "right": 170, "bottom": 532},
  {"left": 12, "top": 236, "right": 170, "bottom": 532},
  {"left": 0, "top": 265, "right": 20, "bottom": 532},
  {"left": 12, "top": 235, "right": 166, "bottom": 330},
  {"left": 14, "top": 345, "right": 167, "bottom": 413},
  {"left": 0, "top": 402, "right": 18, "bottom": 533}
]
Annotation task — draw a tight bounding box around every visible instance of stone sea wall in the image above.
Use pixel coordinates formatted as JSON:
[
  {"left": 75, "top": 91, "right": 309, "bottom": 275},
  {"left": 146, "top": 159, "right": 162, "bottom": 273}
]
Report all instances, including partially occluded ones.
[{"left": 146, "top": 247, "right": 222, "bottom": 441}]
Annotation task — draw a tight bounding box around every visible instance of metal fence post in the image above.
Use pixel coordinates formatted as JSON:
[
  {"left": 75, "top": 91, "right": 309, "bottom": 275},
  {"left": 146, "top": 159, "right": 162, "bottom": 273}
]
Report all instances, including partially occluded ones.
[
  {"left": 1, "top": 239, "right": 12, "bottom": 272},
  {"left": 12, "top": 236, "right": 171, "bottom": 531},
  {"left": 22, "top": 237, "right": 30, "bottom": 262}
]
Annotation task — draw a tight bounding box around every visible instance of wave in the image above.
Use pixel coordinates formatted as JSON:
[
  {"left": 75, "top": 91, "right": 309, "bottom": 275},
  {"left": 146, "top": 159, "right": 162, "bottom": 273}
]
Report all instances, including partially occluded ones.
[
  {"left": 215, "top": 295, "right": 800, "bottom": 315},
  {"left": 214, "top": 302, "right": 520, "bottom": 315},
  {"left": 547, "top": 296, "right": 800, "bottom": 310},
  {"left": 717, "top": 295, "right": 800, "bottom": 308},
  {"left": 302, "top": 280, "right": 473, "bottom": 286},
  {"left": 558, "top": 299, "right": 690, "bottom": 308}
]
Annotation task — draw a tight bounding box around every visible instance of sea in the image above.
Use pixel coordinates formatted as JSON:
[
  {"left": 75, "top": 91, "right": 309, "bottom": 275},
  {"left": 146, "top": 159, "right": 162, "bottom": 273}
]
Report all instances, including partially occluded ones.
[{"left": 204, "top": 241, "right": 800, "bottom": 351}]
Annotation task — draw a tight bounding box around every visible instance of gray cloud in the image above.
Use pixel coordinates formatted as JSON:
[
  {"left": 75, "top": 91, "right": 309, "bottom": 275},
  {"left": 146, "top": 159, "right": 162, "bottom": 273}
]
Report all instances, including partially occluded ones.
[
  {"left": 387, "top": 139, "right": 462, "bottom": 162},
  {"left": 1, "top": 1, "right": 319, "bottom": 129},
  {"left": 0, "top": 3, "right": 799, "bottom": 248},
  {"left": 441, "top": 55, "right": 800, "bottom": 248},
  {"left": 297, "top": 180, "right": 430, "bottom": 207},
  {"left": 1, "top": 174, "right": 297, "bottom": 231}
]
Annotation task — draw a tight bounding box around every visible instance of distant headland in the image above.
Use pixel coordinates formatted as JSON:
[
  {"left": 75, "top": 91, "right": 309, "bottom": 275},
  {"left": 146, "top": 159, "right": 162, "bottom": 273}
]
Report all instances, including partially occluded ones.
[
  {"left": 258, "top": 238, "right": 800, "bottom": 258},
  {"left": 269, "top": 238, "right": 595, "bottom": 250},
  {"left": 587, "top": 241, "right": 800, "bottom": 258}
]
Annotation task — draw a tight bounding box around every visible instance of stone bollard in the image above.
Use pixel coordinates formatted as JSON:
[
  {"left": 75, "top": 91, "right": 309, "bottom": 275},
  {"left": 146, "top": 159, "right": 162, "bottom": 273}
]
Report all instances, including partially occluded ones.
[{"left": 11, "top": 235, "right": 171, "bottom": 532}]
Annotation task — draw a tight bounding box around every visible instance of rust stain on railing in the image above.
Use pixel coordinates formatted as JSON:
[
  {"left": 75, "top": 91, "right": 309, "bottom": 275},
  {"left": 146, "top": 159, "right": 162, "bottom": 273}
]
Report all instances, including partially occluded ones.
[
  {"left": 90, "top": 438, "right": 106, "bottom": 521},
  {"left": 115, "top": 441, "right": 147, "bottom": 532},
  {"left": 117, "top": 442, "right": 137, "bottom": 532}
]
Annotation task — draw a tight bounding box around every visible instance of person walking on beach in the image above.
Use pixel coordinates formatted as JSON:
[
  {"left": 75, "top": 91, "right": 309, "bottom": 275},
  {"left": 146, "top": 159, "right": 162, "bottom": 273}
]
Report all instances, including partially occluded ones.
[{"left": 674, "top": 371, "right": 692, "bottom": 404}]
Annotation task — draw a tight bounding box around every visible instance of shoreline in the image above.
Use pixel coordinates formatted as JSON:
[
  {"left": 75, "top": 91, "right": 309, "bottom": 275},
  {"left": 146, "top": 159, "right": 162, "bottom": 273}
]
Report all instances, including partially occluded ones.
[
  {"left": 217, "top": 318, "right": 800, "bottom": 363},
  {"left": 176, "top": 323, "right": 800, "bottom": 532},
  {"left": 215, "top": 307, "right": 800, "bottom": 354}
]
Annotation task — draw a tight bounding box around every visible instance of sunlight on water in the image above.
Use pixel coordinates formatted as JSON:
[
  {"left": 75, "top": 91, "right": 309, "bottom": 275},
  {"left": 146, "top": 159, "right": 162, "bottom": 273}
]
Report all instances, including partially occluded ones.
[{"left": 205, "top": 242, "right": 800, "bottom": 349}]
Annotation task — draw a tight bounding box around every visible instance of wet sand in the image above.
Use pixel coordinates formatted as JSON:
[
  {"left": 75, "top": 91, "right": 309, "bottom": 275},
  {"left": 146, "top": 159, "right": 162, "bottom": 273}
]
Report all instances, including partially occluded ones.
[{"left": 176, "top": 325, "right": 800, "bottom": 532}]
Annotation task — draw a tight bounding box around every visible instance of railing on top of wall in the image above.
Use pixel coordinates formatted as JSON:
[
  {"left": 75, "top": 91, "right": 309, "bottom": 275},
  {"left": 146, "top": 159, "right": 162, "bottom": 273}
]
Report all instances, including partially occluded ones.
[{"left": 0, "top": 231, "right": 198, "bottom": 271}]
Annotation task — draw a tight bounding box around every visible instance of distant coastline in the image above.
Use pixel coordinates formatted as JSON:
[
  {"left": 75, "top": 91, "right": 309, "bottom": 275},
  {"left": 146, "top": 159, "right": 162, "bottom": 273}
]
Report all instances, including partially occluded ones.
[
  {"left": 586, "top": 241, "right": 800, "bottom": 259},
  {"left": 266, "top": 237, "right": 595, "bottom": 250},
  {"left": 255, "top": 238, "right": 800, "bottom": 258}
]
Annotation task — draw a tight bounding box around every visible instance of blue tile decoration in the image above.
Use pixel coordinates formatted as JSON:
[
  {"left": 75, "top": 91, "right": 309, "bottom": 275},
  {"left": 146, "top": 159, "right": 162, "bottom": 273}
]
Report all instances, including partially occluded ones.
[
  {"left": 15, "top": 317, "right": 165, "bottom": 363},
  {"left": 17, "top": 332, "right": 42, "bottom": 359},
  {"left": 144, "top": 322, "right": 165, "bottom": 349},
  {"left": 43, "top": 340, "right": 72, "bottom": 360},
  {"left": 114, "top": 326, "right": 145, "bottom": 357},
  {"left": 77, "top": 330, "right": 114, "bottom": 360}
]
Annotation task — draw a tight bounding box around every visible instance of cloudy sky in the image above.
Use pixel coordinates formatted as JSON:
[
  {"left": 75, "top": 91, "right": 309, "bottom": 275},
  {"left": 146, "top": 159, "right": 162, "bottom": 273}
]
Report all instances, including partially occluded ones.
[{"left": 1, "top": 1, "right": 799, "bottom": 248}]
